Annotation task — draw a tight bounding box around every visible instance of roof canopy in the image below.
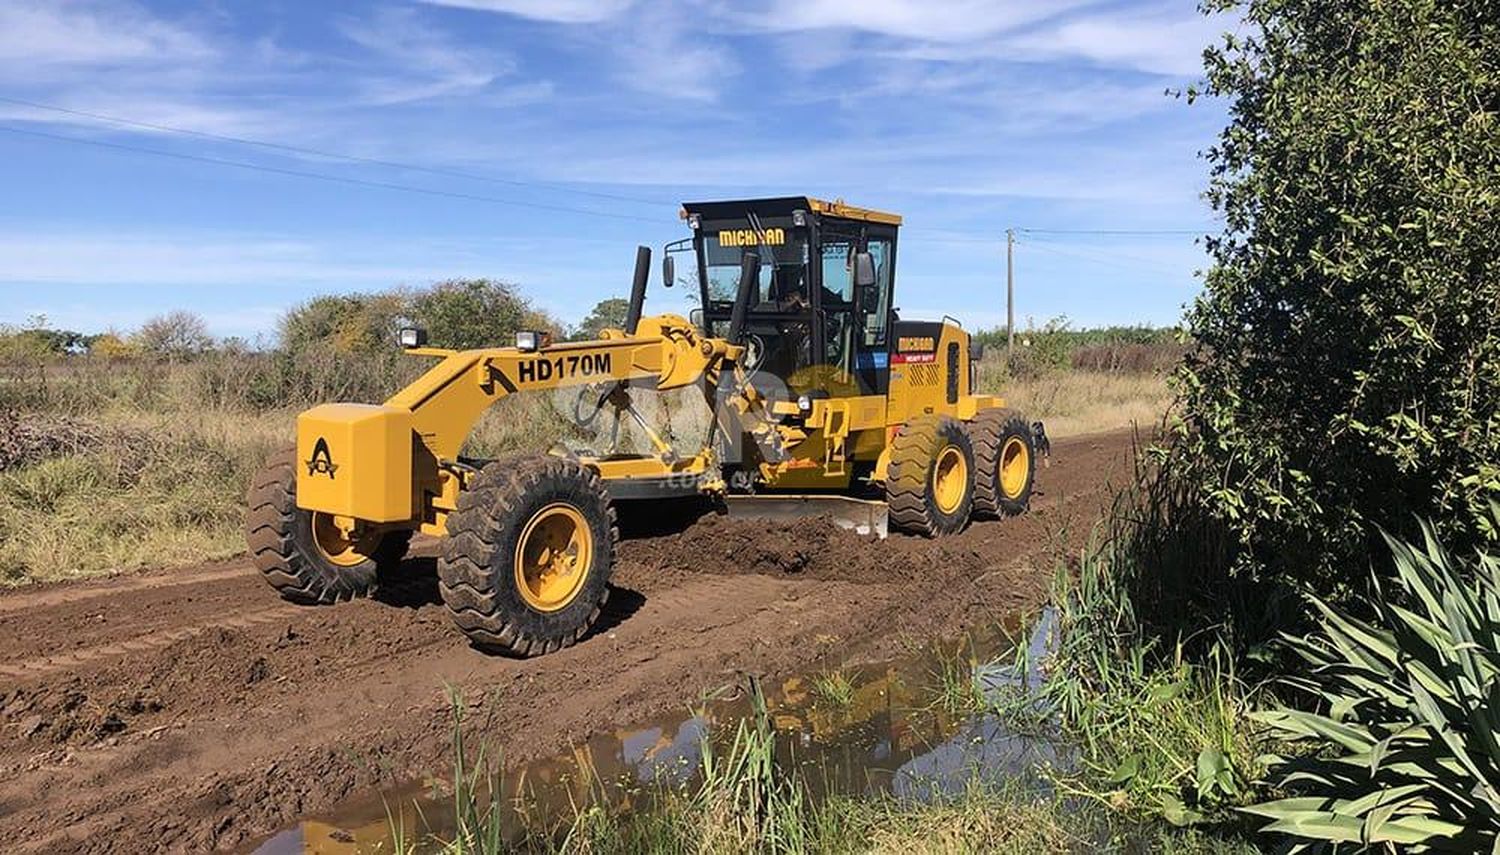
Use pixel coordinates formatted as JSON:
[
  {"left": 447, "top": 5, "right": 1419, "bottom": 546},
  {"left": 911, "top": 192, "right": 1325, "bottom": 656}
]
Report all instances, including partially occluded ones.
[{"left": 681, "top": 196, "right": 901, "bottom": 226}]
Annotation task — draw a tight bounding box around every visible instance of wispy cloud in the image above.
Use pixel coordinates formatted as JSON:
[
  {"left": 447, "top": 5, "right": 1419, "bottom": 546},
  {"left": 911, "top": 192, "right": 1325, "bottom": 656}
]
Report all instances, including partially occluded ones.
[
  {"left": 338, "top": 7, "right": 515, "bottom": 105},
  {"left": 0, "top": 0, "right": 213, "bottom": 71},
  {"left": 417, "top": 0, "right": 635, "bottom": 24},
  {"left": 1006, "top": 3, "right": 1230, "bottom": 77}
]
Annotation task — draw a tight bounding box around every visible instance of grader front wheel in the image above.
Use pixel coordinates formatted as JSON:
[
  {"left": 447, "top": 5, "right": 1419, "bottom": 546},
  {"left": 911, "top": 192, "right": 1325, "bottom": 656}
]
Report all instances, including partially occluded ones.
[
  {"left": 438, "top": 456, "right": 617, "bottom": 657},
  {"left": 245, "top": 448, "right": 411, "bottom": 604},
  {"left": 886, "top": 415, "right": 976, "bottom": 537}
]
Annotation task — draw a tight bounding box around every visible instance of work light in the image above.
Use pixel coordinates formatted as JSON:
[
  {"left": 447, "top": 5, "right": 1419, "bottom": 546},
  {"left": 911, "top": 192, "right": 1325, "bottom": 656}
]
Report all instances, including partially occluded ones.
[{"left": 398, "top": 327, "right": 427, "bottom": 348}]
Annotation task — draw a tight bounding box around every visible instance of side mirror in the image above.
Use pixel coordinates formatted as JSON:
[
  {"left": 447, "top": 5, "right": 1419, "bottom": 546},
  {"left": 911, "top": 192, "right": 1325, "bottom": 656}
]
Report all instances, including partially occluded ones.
[
  {"left": 662, "top": 255, "right": 676, "bottom": 288},
  {"left": 689, "top": 308, "right": 705, "bottom": 331},
  {"left": 854, "top": 252, "right": 877, "bottom": 288}
]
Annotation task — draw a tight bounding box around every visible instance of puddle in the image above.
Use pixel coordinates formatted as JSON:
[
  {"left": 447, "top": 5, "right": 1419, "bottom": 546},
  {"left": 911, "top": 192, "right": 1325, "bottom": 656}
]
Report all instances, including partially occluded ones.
[{"left": 252, "top": 608, "right": 1066, "bottom": 853}]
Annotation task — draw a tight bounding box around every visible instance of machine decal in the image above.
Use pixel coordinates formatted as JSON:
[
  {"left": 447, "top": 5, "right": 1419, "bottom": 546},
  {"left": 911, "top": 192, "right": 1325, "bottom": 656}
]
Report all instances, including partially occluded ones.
[
  {"left": 892, "top": 352, "right": 937, "bottom": 365},
  {"left": 893, "top": 335, "right": 937, "bottom": 365},
  {"left": 516, "top": 353, "right": 613, "bottom": 384},
  {"left": 718, "top": 227, "right": 786, "bottom": 247},
  {"left": 305, "top": 437, "right": 338, "bottom": 479}
]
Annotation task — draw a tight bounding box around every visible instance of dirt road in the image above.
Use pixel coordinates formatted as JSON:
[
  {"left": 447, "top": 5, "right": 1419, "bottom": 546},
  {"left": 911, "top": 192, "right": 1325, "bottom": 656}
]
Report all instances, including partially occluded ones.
[{"left": 0, "top": 430, "right": 1136, "bottom": 853}]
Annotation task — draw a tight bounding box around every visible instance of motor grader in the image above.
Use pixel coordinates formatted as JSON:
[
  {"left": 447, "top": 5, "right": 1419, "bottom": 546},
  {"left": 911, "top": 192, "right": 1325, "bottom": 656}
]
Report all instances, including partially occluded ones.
[{"left": 245, "top": 197, "right": 1040, "bottom": 657}]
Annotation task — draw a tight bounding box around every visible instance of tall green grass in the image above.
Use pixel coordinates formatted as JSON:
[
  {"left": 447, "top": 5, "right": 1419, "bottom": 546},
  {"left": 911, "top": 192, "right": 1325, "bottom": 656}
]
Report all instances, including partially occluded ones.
[{"left": 387, "top": 677, "right": 1260, "bottom": 854}]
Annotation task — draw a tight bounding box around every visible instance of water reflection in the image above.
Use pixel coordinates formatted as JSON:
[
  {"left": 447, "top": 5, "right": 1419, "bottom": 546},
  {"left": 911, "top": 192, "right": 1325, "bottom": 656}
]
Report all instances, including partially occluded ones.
[{"left": 252, "top": 608, "right": 1066, "bottom": 853}]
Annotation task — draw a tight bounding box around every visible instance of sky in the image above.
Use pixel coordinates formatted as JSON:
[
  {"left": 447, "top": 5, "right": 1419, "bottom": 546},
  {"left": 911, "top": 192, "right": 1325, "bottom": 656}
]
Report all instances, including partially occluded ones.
[{"left": 0, "top": 0, "right": 1231, "bottom": 340}]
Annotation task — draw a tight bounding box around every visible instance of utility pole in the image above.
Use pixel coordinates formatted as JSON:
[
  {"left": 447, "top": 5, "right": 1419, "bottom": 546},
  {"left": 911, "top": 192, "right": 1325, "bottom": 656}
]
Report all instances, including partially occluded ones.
[{"left": 1006, "top": 228, "right": 1015, "bottom": 358}]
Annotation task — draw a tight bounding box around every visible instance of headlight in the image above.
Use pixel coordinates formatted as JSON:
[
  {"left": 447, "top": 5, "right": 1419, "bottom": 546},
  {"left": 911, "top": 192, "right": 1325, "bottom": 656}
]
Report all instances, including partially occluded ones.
[
  {"left": 687, "top": 213, "right": 701, "bottom": 230},
  {"left": 398, "top": 327, "right": 427, "bottom": 348},
  {"left": 797, "top": 394, "right": 812, "bottom": 412},
  {"left": 515, "top": 331, "right": 541, "bottom": 352}
]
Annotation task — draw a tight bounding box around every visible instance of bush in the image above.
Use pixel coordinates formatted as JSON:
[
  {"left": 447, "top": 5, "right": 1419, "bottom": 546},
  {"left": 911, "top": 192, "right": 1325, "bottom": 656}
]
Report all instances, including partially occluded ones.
[
  {"left": 1178, "top": 0, "right": 1500, "bottom": 591},
  {"left": 279, "top": 293, "right": 406, "bottom": 358},
  {"left": 410, "top": 279, "right": 540, "bottom": 349}
]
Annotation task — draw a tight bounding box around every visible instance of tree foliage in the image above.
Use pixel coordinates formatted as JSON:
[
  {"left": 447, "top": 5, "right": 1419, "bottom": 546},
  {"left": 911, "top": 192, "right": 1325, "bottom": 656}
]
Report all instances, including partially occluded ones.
[
  {"left": 573, "top": 297, "right": 630, "bottom": 340},
  {"left": 1178, "top": 0, "right": 1500, "bottom": 588},
  {"left": 409, "top": 279, "right": 533, "bottom": 350},
  {"left": 278, "top": 293, "right": 407, "bottom": 357}
]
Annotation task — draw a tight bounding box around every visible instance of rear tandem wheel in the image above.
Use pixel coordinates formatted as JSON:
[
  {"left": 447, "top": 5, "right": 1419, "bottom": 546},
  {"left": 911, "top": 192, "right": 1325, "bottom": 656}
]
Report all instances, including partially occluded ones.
[{"left": 886, "top": 414, "right": 977, "bottom": 537}]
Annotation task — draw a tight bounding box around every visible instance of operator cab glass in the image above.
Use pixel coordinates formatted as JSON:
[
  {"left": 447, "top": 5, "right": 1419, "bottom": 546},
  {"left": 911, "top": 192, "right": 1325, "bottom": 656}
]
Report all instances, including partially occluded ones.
[{"left": 685, "top": 197, "right": 900, "bottom": 398}]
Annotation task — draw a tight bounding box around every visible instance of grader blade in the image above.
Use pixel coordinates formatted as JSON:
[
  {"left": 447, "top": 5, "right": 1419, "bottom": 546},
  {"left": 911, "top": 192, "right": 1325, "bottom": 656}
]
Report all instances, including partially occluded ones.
[{"left": 724, "top": 495, "right": 889, "bottom": 539}]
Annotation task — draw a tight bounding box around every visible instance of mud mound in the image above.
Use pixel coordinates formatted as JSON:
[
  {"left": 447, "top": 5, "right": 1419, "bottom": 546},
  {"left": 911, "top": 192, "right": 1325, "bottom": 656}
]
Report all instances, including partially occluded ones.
[{"left": 618, "top": 513, "right": 928, "bottom": 584}]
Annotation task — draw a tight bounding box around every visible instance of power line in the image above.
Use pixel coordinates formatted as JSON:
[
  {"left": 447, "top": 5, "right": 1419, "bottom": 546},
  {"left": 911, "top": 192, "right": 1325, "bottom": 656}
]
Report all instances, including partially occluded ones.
[
  {"left": 0, "top": 123, "right": 665, "bottom": 223},
  {"left": 1019, "top": 227, "right": 1206, "bottom": 236},
  {"left": 0, "top": 94, "right": 676, "bottom": 208},
  {"left": 1020, "top": 236, "right": 1191, "bottom": 277}
]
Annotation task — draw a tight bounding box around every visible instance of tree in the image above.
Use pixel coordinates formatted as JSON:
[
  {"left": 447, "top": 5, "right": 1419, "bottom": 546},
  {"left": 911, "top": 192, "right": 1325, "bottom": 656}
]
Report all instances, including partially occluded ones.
[
  {"left": 1177, "top": 0, "right": 1500, "bottom": 588},
  {"left": 573, "top": 297, "right": 629, "bottom": 340},
  {"left": 409, "top": 280, "right": 530, "bottom": 349},
  {"left": 134, "top": 311, "right": 213, "bottom": 358},
  {"left": 278, "top": 293, "right": 406, "bottom": 357}
]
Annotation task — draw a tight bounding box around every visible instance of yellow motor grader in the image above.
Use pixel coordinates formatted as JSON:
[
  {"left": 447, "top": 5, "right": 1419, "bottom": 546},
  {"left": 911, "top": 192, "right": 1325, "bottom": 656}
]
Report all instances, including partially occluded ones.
[{"left": 245, "top": 197, "right": 1040, "bottom": 657}]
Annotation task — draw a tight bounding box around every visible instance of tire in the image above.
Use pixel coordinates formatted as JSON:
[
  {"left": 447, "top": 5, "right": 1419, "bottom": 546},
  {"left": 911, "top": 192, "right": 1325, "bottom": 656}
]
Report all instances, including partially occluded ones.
[
  {"left": 886, "top": 415, "right": 975, "bottom": 537},
  {"left": 438, "top": 455, "right": 617, "bottom": 657},
  {"left": 245, "top": 448, "right": 412, "bottom": 605},
  {"left": 967, "top": 408, "right": 1036, "bottom": 518}
]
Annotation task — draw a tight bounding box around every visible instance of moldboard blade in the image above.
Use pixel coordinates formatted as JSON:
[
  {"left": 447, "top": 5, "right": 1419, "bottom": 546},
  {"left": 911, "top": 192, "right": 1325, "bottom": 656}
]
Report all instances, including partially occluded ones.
[{"left": 723, "top": 495, "right": 888, "bottom": 539}]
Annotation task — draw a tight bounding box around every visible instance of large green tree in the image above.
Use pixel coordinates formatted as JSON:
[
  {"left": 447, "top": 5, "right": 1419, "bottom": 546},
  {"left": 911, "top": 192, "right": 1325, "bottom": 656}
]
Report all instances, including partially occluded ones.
[{"left": 1180, "top": 0, "right": 1500, "bottom": 586}]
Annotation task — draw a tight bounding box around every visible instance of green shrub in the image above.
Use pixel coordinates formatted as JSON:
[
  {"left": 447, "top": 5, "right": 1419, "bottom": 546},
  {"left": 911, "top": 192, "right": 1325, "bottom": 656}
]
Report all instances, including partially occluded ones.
[
  {"left": 1246, "top": 507, "right": 1500, "bottom": 851},
  {"left": 1178, "top": 0, "right": 1500, "bottom": 591}
]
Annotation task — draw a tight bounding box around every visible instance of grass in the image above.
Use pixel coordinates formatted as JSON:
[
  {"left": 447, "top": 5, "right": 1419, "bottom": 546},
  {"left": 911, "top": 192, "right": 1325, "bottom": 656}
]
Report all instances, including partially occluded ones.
[
  {"left": 976, "top": 357, "right": 1174, "bottom": 439},
  {"left": 385, "top": 681, "right": 1260, "bottom": 854},
  {"left": 808, "top": 671, "right": 855, "bottom": 711},
  {"left": 927, "top": 643, "right": 985, "bottom": 718}
]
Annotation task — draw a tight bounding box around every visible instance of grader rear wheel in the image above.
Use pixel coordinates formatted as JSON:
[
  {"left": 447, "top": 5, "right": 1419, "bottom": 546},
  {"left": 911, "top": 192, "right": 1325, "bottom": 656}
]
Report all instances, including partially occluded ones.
[
  {"left": 438, "top": 456, "right": 617, "bottom": 657},
  {"left": 967, "top": 408, "right": 1036, "bottom": 518},
  {"left": 886, "top": 415, "right": 976, "bottom": 537},
  {"left": 245, "top": 448, "right": 411, "bottom": 604}
]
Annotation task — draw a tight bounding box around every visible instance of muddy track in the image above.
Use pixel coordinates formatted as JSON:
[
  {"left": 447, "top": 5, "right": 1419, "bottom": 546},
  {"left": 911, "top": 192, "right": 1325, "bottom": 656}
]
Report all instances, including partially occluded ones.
[{"left": 0, "top": 430, "right": 1137, "bottom": 853}]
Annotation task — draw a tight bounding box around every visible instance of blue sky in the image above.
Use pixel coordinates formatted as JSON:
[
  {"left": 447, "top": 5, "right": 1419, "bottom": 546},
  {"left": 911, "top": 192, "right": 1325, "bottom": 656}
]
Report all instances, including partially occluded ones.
[{"left": 0, "top": 0, "right": 1229, "bottom": 340}]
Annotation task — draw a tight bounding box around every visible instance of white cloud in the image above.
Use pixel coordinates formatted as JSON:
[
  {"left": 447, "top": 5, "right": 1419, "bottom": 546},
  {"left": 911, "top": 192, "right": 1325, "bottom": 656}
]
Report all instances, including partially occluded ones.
[
  {"left": 339, "top": 7, "right": 514, "bottom": 105},
  {"left": 609, "top": 5, "right": 739, "bottom": 101},
  {"left": 745, "top": 0, "right": 1089, "bottom": 43},
  {"left": 1007, "top": 5, "right": 1231, "bottom": 77},
  {"left": 417, "top": 0, "right": 635, "bottom": 24},
  {"left": 0, "top": 0, "right": 212, "bottom": 70}
]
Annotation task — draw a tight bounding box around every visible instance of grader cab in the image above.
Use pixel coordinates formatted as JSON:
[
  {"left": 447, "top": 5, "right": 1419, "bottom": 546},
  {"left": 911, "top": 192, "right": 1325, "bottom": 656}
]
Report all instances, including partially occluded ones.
[{"left": 245, "top": 197, "right": 1040, "bottom": 657}]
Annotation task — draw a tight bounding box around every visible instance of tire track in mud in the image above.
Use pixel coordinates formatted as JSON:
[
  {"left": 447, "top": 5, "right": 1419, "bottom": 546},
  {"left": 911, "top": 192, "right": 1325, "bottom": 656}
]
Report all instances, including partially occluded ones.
[
  {"left": 0, "top": 563, "right": 253, "bottom": 614},
  {"left": 0, "top": 603, "right": 303, "bottom": 679}
]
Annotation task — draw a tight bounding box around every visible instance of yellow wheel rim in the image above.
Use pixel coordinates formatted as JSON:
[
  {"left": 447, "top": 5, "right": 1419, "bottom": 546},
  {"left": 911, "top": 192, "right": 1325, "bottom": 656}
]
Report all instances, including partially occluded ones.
[
  {"left": 932, "top": 445, "right": 968, "bottom": 515},
  {"left": 1000, "top": 437, "right": 1030, "bottom": 499},
  {"left": 515, "top": 503, "right": 593, "bottom": 612},
  {"left": 311, "top": 512, "right": 373, "bottom": 568}
]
